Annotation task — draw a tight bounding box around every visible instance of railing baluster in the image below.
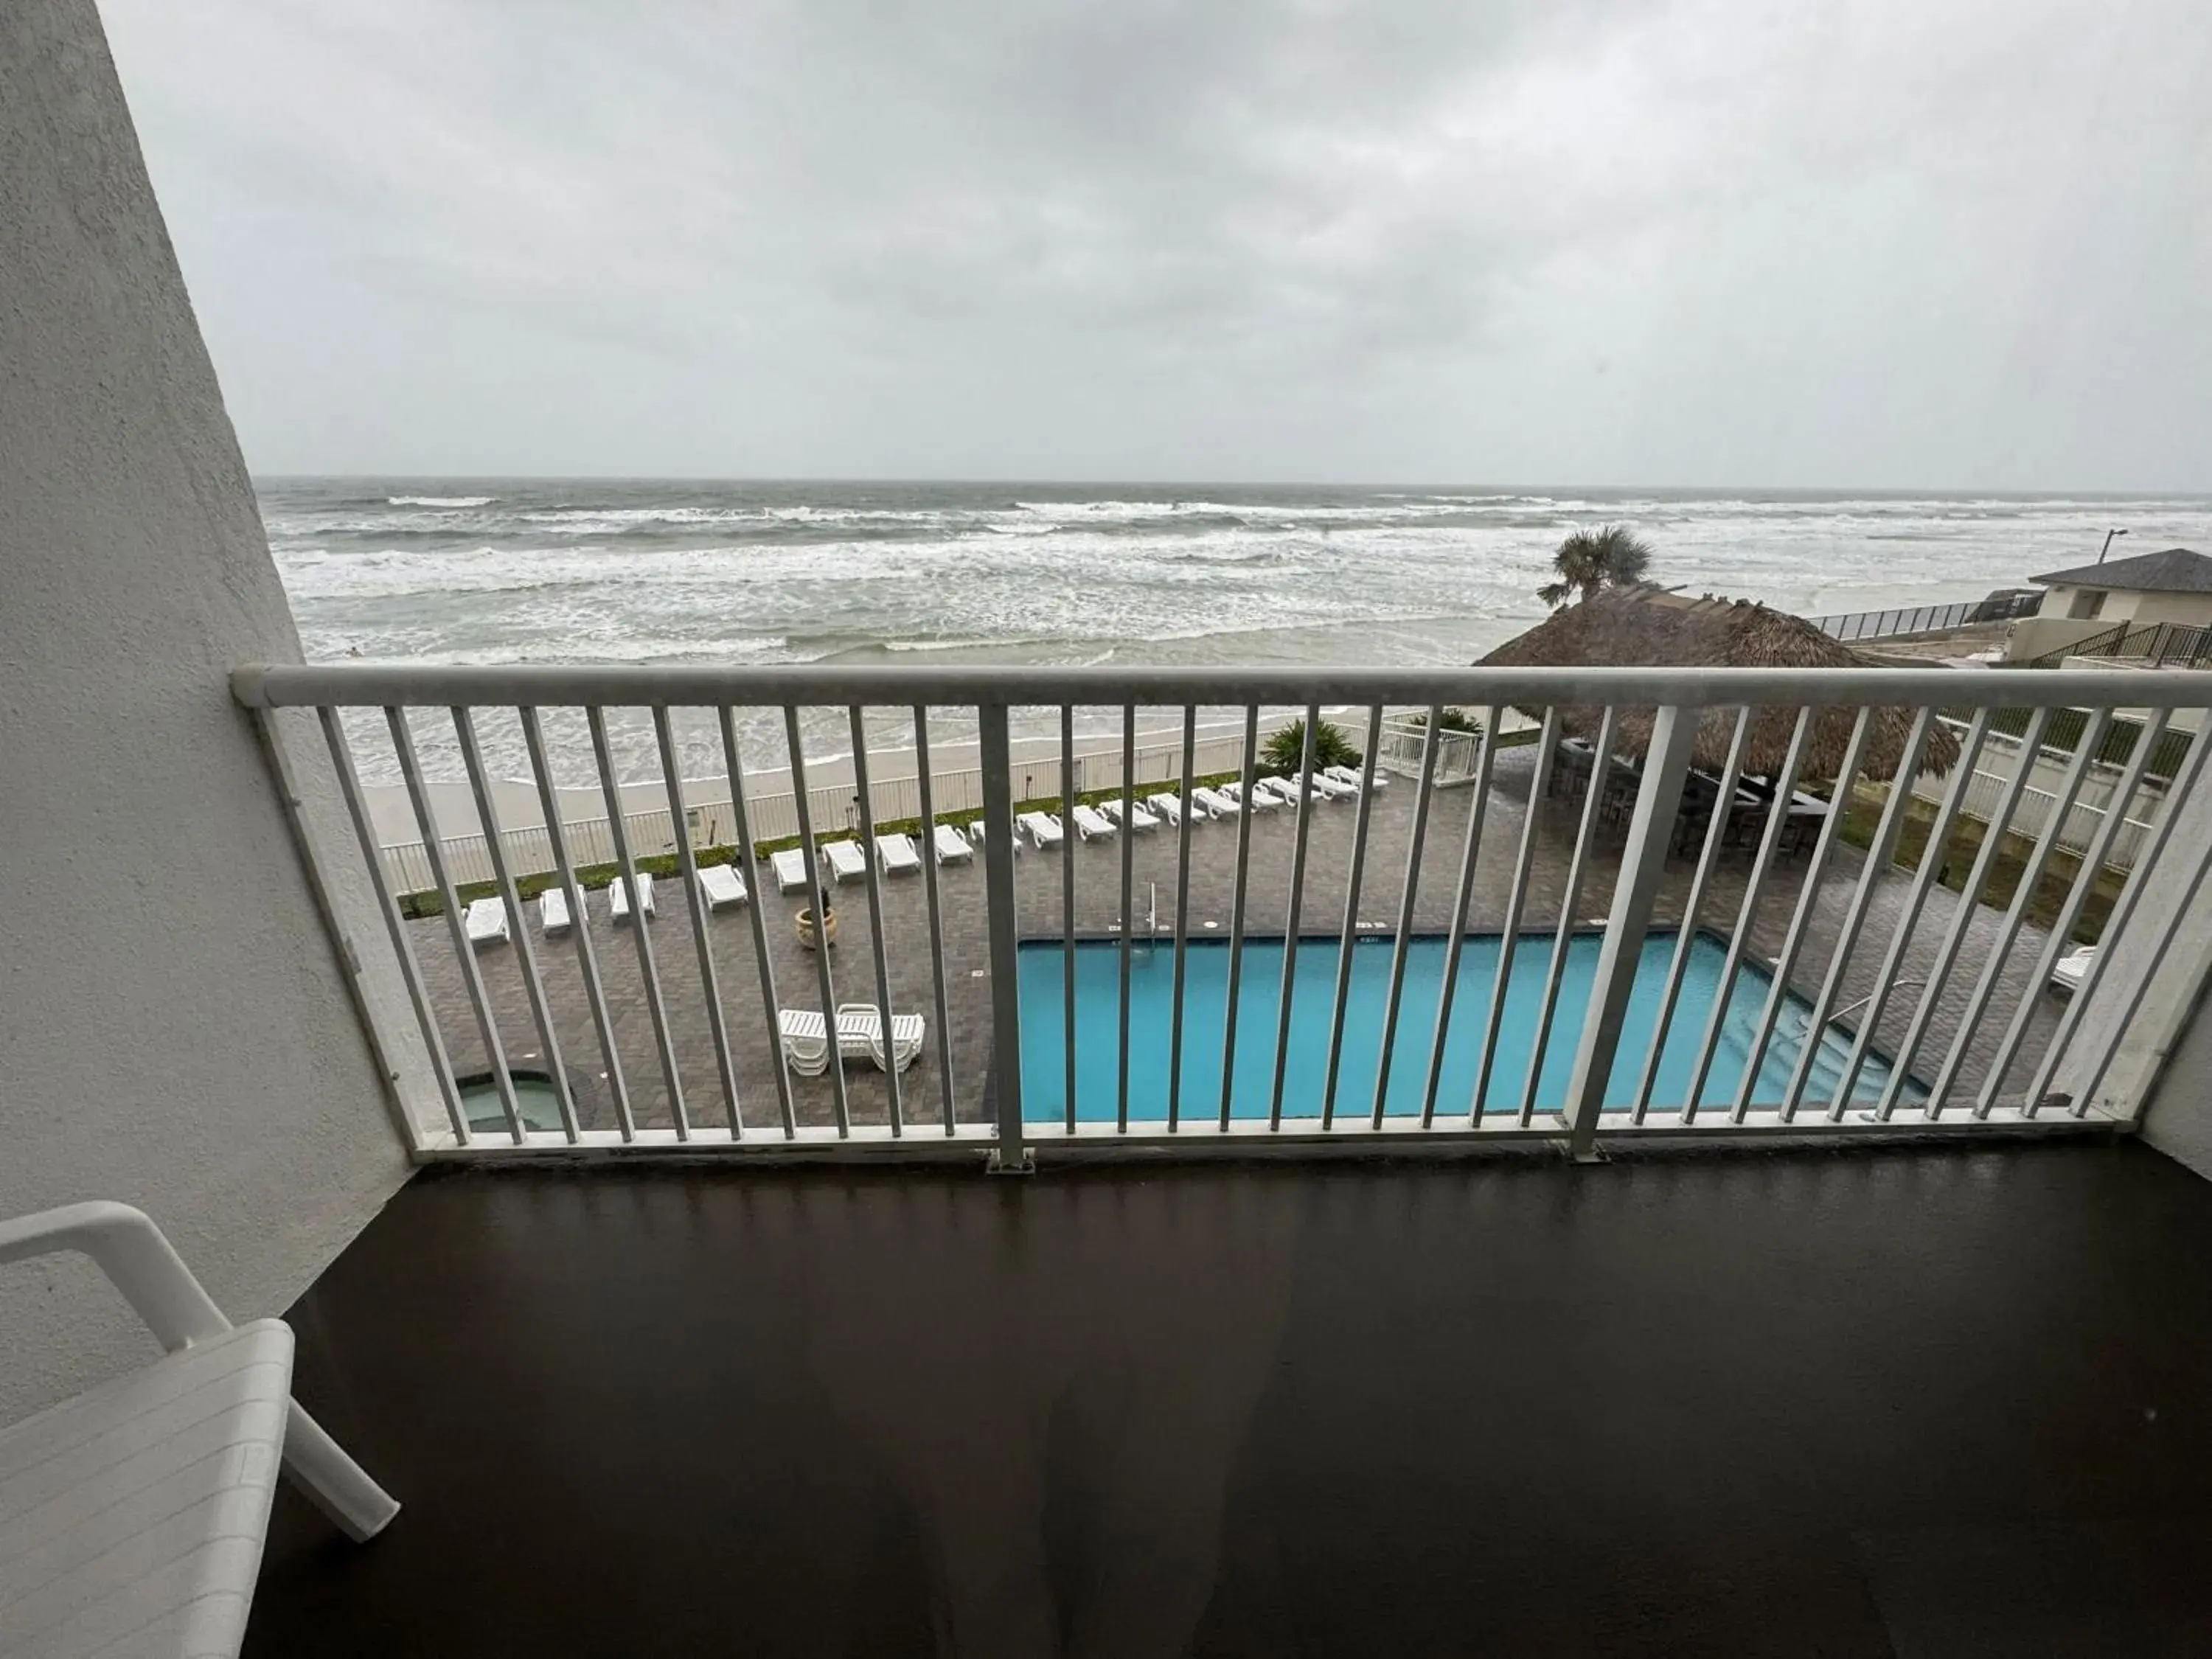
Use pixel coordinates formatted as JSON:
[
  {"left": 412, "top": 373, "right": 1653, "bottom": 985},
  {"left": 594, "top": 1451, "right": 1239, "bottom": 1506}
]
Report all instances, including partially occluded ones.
[
  {"left": 1118, "top": 703, "right": 1136, "bottom": 1133},
  {"left": 1977, "top": 711, "right": 2169, "bottom": 1116},
  {"left": 319, "top": 707, "right": 467, "bottom": 1143},
  {"left": 978, "top": 703, "right": 1027, "bottom": 1169},
  {"left": 388, "top": 705, "right": 522, "bottom": 1142},
  {"left": 783, "top": 707, "right": 849, "bottom": 1137},
  {"left": 1061, "top": 704, "right": 1077, "bottom": 1133},
  {"left": 2023, "top": 721, "right": 2212, "bottom": 1117},
  {"left": 1731, "top": 706, "right": 1872, "bottom": 1122},
  {"left": 2066, "top": 800, "right": 2212, "bottom": 1118},
  {"left": 848, "top": 706, "right": 905, "bottom": 1135},
  {"left": 1564, "top": 705, "right": 1699, "bottom": 1155},
  {"left": 1891, "top": 707, "right": 2066, "bottom": 1088},
  {"left": 1268, "top": 706, "right": 1321, "bottom": 1128},
  {"left": 455, "top": 706, "right": 580, "bottom": 1141},
  {"left": 1470, "top": 708, "right": 1560, "bottom": 1124},
  {"left": 1631, "top": 707, "right": 1750, "bottom": 1124},
  {"left": 716, "top": 707, "right": 796, "bottom": 1138},
  {"left": 521, "top": 707, "right": 633, "bottom": 1140},
  {"left": 252, "top": 708, "right": 420, "bottom": 1149},
  {"left": 586, "top": 706, "right": 689, "bottom": 1138},
  {"left": 1422, "top": 705, "right": 1501, "bottom": 1129},
  {"left": 1518, "top": 708, "right": 1618, "bottom": 1127},
  {"left": 1321, "top": 705, "right": 1385, "bottom": 1128},
  {"left": 1779, "top": 707, "right": 1934, "bottom": 1120},
  {"left": 1371, "top": 703, "right": 1442, "bottom": 1127},
  {"left": 1167, "top": 706, "right": 1197, "bottom": 1131},
  {"left": 910, "top": 706, "right": 959, "bottom": 1133},
  {"left": 1827, "top": 709, "right": 1994, "bottom": 1119},
  {"left": 1926, "top": 710, "right": 2110, "bottom": 1114},
  {"left": 1684, "top": 706, "right": 1812, "bottom": 1124},
  {"left": 653, "top": 707, "right": 742, "bottom": 1136},
  {"left": 1220, "top": 704, "right": 1259, "bottom": 1130}
]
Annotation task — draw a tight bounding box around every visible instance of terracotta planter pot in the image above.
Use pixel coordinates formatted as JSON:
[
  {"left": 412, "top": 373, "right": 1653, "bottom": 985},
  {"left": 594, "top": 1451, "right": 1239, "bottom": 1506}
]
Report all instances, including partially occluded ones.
[{"left": 796, "top": 907, "right": 838, "bottom": 950}]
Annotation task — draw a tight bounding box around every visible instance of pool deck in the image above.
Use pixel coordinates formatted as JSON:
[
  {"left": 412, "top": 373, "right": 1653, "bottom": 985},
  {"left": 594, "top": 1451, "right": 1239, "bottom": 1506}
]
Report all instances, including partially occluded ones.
[{"left": 408, "top": 746, "right": 2071, "bottom": 1135}]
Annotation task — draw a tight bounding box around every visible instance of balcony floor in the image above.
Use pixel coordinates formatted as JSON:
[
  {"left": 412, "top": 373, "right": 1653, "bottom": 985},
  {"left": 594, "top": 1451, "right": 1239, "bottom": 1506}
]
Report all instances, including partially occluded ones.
[{"left": 248, "top": 1141, "right": 2212, "bottom": 1657}]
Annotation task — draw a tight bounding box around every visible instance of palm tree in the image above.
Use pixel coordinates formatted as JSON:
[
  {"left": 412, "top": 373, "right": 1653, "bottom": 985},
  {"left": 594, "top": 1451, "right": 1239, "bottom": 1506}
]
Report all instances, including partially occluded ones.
[{"left": 1537, "top": 524, "right": 1652, "bottom": 609}]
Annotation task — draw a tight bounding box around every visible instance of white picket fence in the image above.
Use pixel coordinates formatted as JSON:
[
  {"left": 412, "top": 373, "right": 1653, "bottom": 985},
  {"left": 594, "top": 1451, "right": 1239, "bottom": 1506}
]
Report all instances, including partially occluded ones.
[
  {"left": 376, "top": 728, "right": 1253, "bottom": 897},
  {"left": 1912, "top": 723, "right": 2163, "bottom": 872}
]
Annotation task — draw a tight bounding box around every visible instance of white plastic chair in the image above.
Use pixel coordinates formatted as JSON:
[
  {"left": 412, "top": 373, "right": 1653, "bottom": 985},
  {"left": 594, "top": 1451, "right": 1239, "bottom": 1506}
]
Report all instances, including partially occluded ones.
[{"left": 0, "top": 1202, "right": 397, "bottom": 1658}]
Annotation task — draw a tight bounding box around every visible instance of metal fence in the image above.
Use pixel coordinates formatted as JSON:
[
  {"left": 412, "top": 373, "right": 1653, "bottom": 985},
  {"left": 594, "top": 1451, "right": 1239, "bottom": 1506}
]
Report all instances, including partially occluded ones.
[
  {"left": 1810, "top": 591, "right": 2042, "bottom": 644},
  {"left": 1913, "top": 722, "right": 2163, "bottom": 871},
  {"left": 2025, "top": 619, "right": 2212, "bottom": 671},
  {"left": 236, "top": 663, "right": 2212, "bottom": 1167}
]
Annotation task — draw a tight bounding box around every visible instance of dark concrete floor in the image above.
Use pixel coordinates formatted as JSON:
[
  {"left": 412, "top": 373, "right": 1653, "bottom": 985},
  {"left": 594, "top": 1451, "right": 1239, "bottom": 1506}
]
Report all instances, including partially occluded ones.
[
  {"left": 250, "top": 1141, "right": 2212, "bottom": 1656},
  {"left": 413, "top": 745, "right": 2070, "bottom": 1137}
]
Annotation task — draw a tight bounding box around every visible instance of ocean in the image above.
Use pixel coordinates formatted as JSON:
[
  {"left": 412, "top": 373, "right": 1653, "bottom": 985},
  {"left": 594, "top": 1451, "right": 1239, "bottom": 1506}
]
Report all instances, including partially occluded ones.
[
  {"left": 261, "top": 480, "right": 2212, "bottom": 669},
  {"left": 260, "top": 479, "right": 2212, "bottom": 786}
]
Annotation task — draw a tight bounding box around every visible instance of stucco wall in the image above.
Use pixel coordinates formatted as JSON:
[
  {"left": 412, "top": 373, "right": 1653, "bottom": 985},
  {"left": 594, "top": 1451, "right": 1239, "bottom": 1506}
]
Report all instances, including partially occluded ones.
[
  {"left": 0, "top": 1, "right": 414, "bottom": 1423},
  {"left": 2005, "top": 614, "right": 2110, "bottom": 661},
  {"left": 2121, "top": 592, "right": 2212, "bottom": 628}
]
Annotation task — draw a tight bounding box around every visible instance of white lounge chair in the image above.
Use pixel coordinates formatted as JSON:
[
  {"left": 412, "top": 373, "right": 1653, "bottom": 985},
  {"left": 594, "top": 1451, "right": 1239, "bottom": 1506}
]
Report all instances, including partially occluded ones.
[
  {"left": 1325, "top": 763, "right": 1380, "bottom": 791},
  {"left": 0, "top": 1203, "right": 397, "bottom": 1659},
  {"left": 1254, "top": 776, "right": 1304, "bottom": 807},
  {"left": 838, "top": 1004, "right": 928, "bottom": 1073},
  {"left": 2051, "top": 945, "right": 2095, "bottom": 993},
  {"left": 821, "top": 838, "right": 867, "bottom": 883},
  {"left": 698, "top": 864, "right": 748, "bottom": 911},
  {"left": 1102, "top": 796, "right": 1160, "bottom": 832},
  {"left": 463, "top": 896, "right": 509, "bottom": 947},
  {"left": 770, "top": 846, "right": 810, "bottom": 894},
  {"left": 539, "top": 886, "right": 572, "bottom": 935},
  {"left": 875, "top": 832, "right": 922, "bottom": 874},
  {"left": 1310, "top": 772, "right": 1359, "bottom": 801},
  {"left": 967, "top": 820, "right": 1019, "bottom": 856},
  {"left": 608, "top": 871, "right": 655, "bottom": 923},
  {"left": 1146, "top": 790, "right": 1184, "bottom": 825},
  {"left": 933, "top": 823, "right": 973, "bottom": 864},
  {"left": 1018, "top": 811, "right": 1065, "bottom": 849},
  {"left": 777, "top": 1008, "right": 831, "bottom": 1075},
  {"left": 1225, "top": 780, "right": 1280, "bottom": 812},
  {"left": 1072, "top": 804, "right": 1116, "bottom": 842},
  {"left": 1191, "top": 785, "right": 1237, "bottom": 818}
]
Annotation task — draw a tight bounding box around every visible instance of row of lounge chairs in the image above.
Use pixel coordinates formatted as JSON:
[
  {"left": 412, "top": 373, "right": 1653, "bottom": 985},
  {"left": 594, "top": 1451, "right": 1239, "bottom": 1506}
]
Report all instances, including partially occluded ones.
[
  {"left": 776, "top": 1004, "right": 926, "bottom": 1074},
  {"left": 464, "top": 865, "right": 749, "bottom": 948},
  {"left": 1010, "top": 765, "right": 1382, "bottom": 849},
  {"left": 459, "top": 763, "right": 1387, "bottom": 947}
]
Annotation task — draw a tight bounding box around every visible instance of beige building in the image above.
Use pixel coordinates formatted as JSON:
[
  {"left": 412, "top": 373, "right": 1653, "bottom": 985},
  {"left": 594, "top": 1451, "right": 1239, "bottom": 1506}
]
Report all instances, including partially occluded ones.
[{"left": 2006, "top": 546, "right": 2212, "bottom": 661}]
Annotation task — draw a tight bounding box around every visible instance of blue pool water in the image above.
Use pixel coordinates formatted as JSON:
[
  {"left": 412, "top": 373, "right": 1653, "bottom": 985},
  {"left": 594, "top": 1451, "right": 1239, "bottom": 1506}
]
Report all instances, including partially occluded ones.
[{"left": 1017, "top": 931, "right": 1924, "bottom": 1122}]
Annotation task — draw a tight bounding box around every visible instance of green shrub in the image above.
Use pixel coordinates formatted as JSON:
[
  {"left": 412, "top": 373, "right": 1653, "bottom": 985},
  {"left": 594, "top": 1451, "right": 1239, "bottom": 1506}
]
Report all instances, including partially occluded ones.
[
  {"left": 1405, "top": 707, "right": 1481, "bottom": 733},
  {"left": 1260, "top": 718, "right": 1361, "bottom": 776}
]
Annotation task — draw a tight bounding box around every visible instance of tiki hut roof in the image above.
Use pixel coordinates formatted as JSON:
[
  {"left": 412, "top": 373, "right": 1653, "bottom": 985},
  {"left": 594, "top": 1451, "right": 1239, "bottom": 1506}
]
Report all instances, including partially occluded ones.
[{"left": 1475, "top": 587, "right": 1961, "bottom": 781}]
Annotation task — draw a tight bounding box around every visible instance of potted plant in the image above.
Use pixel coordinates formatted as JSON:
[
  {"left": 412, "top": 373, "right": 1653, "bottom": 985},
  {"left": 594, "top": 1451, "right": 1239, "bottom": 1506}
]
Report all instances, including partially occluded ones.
[{"left": 796, "top": 882, "right": 838, "bottom": 950}]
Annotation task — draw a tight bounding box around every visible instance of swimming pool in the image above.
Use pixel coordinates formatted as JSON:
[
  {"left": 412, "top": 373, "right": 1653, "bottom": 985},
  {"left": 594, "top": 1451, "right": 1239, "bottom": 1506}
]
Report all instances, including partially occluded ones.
[{"left": 1016, "top": 930, "right": 1923, "bottom": 1122}]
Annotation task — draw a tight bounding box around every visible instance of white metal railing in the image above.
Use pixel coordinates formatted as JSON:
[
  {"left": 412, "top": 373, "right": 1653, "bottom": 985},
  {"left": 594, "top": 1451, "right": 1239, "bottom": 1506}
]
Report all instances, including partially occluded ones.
[{"left": 234, "top": 663, "right": 2212, "bottom": 1168}]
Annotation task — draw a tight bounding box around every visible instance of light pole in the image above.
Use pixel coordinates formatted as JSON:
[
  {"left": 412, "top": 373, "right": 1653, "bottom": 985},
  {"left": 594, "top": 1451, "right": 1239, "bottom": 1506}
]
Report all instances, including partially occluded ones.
[{"left": 2098, "top": 526, "right": 2128, "bottom": 563}]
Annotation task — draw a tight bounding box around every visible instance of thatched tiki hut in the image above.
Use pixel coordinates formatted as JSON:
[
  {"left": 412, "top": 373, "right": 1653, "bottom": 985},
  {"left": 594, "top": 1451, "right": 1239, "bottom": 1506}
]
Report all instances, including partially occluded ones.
[{"left": 1475, "top": 587, "right": 1962, "bottom": 783}]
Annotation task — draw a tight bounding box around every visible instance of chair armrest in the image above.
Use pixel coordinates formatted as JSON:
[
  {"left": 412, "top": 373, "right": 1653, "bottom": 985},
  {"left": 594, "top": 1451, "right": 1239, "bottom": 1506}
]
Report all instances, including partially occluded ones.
[{"left": 0, "top": 1201, "right": 232, "bottom": 1350}]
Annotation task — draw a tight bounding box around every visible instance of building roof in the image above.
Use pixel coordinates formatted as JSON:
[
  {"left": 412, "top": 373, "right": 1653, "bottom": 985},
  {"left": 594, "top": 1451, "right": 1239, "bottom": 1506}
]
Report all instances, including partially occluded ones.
[
  {"left": 1475, "top": 585, "right": 1961, "bottom": 780},
  {"left": 2030, "top": 546, "right": 2212, "bottom": 594}
]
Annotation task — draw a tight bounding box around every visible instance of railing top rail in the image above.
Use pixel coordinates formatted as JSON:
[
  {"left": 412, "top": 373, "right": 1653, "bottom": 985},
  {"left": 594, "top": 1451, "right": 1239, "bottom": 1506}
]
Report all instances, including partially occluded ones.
[{"left": 234, "top": 661, "right": 2212, "bottom": 712}]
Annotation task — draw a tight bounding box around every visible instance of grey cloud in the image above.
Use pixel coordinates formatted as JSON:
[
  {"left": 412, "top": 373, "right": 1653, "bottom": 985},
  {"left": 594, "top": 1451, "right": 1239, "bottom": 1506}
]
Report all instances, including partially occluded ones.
[{"left": 97, "top": 0, "right": 2212, "bottom": 484}]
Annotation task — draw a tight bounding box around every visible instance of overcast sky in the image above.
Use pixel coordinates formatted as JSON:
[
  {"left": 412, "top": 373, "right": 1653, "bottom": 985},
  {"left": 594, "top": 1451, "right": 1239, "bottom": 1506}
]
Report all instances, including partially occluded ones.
[{"left": 100, "top": 0, "right": 2212, "bottom": 487}]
